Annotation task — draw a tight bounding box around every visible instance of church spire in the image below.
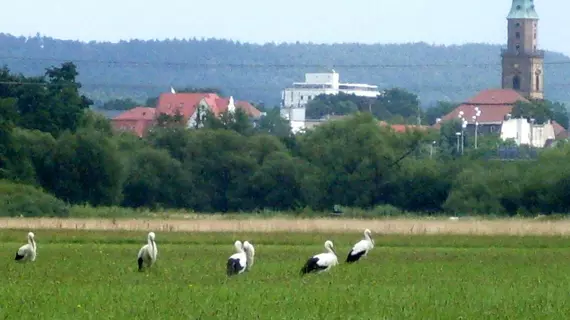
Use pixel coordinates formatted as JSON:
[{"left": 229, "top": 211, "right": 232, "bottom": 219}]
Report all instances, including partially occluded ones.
[
  {"left": 501, "top": 0, "right": 544, "bottom": 100},
  {"left": 507, "top": 0, "right": 539, "bottom": 19}
]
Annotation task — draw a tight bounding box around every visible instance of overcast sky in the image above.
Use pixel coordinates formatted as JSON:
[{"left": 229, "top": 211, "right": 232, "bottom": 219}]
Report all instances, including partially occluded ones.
[{"left": 1, "top": 0, "right": 567, "bottom": 55}]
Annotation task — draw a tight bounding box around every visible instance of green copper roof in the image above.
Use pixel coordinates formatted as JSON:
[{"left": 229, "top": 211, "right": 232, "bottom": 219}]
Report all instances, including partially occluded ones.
[{"left": 507, "top": 0, "right": 539, "bottom": 19}]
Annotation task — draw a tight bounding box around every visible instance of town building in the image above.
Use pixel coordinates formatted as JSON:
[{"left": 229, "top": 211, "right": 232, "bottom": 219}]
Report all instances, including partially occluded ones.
[
  {"left": 111, "top": 107, "right": 156, "bottom": 137},
  {"left": 436, "top": 0, "right": 567, "bottom": 147},
  {"left": 111, "top": 92, "right": 261, "bottom": 137},
  {"left": 501, "top": 0, "right": 543, "bottom": 99},
  {"left": 280, "top": 71, "right": 381, "bottom": 133}
]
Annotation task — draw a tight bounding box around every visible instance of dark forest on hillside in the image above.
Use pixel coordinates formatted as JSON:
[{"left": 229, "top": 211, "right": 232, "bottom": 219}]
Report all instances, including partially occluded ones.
[{"left": 1, "top": 33, "right": 570, "bottom": 107}]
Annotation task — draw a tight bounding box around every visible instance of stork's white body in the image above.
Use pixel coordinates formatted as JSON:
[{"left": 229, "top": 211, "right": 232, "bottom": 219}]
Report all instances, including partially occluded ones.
[
  {"left": 243, "top": 241, "right": 255, "bottom": 271},
  {"left": 137, "top": 232, "right": 157, "bottom": 271},
  {"left": 15, "top": 232, "right": 36, "bottom": 262},
  {"left": 227, "top": 240, "right": 247, "bottom": 276},
  {"left": 300, "top": 240, "right": 338, "bottom": 275},
  {"left": 346, "top": 229, "right": 374, "bottom": 263}
]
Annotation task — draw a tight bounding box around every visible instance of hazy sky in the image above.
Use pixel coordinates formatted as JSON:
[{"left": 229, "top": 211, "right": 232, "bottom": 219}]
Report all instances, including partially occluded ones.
[{"left": 1, "top": 0, "right": 568, "bottom": 55}]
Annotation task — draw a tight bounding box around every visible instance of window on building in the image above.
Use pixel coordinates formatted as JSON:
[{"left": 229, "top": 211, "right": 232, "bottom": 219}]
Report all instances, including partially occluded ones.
[
  {"left": 513, "top": 75, "right": 521, "bottom": 90},
  {"left": 515, "top": 22, "right": 520, "bottom": 28},
  {"left": 536, "top": 74, "right": 540, "bottom": 91},
  {"left": 515, "top": 32, "right": 520, "bottom": 39}
]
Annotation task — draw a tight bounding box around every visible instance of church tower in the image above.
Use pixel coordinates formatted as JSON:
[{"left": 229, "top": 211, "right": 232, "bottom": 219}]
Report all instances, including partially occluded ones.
[{"left": 501, "top": 0, "right": 544, "bottom": 100}]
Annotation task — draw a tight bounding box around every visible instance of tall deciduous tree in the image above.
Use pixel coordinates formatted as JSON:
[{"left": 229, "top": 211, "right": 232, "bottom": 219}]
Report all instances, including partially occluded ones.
[{"left": 40, "top": 129, "right": 124, "bottom": 206}]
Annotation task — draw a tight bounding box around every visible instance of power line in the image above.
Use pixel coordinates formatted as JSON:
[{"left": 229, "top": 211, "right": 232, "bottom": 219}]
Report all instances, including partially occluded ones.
[
  {"left": 1, "top": 55, "right": 570, "bottom": 68},
  {"left": 4, "top": 80, "right": 570, "bottom": 92}
]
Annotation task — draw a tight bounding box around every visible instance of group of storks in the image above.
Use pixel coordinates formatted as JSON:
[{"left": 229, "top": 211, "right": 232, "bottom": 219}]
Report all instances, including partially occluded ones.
[{"left": 14, "top": 229, "right": 375, "bottom": 276}]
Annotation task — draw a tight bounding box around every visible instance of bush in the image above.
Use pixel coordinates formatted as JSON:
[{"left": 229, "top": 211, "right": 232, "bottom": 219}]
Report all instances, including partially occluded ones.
[{"left": 0, "top": 180, "right": 69, "bottom": 217}]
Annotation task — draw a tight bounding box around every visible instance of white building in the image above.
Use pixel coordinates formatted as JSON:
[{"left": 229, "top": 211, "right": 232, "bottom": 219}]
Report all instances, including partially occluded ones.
[
  {"left": 500, "top": 117, "right": 556, "bottom": 148},
  {"left": 280, "top": 71, "right": 381, "bottom": 133}
]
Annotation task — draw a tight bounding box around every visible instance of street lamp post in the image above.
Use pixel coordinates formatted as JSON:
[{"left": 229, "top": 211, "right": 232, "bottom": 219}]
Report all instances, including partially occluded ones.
[
  {"left": 455, "top": 132, "right": 461, "bottom": 153},
  {"left": 458, "top": 111, "right": 468, "bottom": 155},
  {"left": 472, "top": 107, "right": 482, "bottom": 149},
  {"left": 530, "top": 118, "right": 536, "bottom": 148},
  {"left": 461, "top": 121, "right": 467, "bottom": 155}
]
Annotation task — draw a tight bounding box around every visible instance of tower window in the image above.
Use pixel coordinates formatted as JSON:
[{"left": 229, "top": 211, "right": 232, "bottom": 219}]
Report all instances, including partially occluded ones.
[
  {"left": 536, "top": 74, "right": 540, "bottom": 91},
  {"left": 513, "top": 76, "right": 521, "bottom": 90},
  {"left": 515, "top": 32, "right": 520, "bottom": 39},
  {"left": 515, "top": 22, "right": 520, "bottom": 27}
]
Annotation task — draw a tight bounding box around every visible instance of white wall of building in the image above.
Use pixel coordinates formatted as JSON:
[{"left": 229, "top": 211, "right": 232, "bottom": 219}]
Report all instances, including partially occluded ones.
[
  {"left": 280, "top": 71, "right": 381, "bottom": 133},
  {"left": 500, "top": 118, "right": 555, "bottom": 147}
]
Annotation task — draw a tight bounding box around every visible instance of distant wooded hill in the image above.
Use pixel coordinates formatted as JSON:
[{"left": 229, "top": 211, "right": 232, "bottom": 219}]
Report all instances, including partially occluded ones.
[{"left": 1, "top": 33, "right": 569, "bottom": 107}]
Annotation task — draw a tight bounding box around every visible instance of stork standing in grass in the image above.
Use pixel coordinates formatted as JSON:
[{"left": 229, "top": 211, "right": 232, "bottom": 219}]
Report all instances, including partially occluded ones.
[
  {"left": 243, "top": 241, "right": 255, "bottom": 271},
  {"left": 227, "top": 240, "right": 250, "bottom": 276},
  {"left": 346, "top": 228, "right": 374, "bottom": 263},
  {"left": 15, "top": 232, "right": 36, "bottom": 262},
  {"left": 300, "top": 240, "right": 338, "bottom": 275},
  {"left": 137, "top": 232, "right": 157, "bottom": 271}
]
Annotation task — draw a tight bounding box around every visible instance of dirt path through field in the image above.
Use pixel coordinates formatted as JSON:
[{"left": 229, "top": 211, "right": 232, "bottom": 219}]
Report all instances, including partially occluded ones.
[{"left": 1, "top": 217, "right": 570, "bottom": 235}]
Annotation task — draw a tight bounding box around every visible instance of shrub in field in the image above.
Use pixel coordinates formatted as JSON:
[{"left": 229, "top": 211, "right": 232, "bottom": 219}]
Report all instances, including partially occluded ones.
[{"left": 0, "top": 180, "right": 69, "bottom": 217}]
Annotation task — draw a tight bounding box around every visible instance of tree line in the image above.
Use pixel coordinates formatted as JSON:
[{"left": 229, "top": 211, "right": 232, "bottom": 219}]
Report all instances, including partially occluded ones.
[
  {"left": 3, "top": 33, "right": 570, "bottom": 107},
  {"left": 2, "top": 62, "right": 570, "bottom": 217}
]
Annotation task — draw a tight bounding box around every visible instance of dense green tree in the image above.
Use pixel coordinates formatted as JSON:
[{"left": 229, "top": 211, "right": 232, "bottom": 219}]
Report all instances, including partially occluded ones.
[
  {"left": 305, "top": 93, "right": 362, "bottom": 119},
  {"left": 122, "top": 147, "right": 194, "bottom": 209},
  {"left": 77, "top": 109, "right": 114, "bottom": 135},
  {"left": 100, "top": 98, "right": 139, "bottom": 110},
  {"left": 7, "top": 128, "right": 56, "bottom": 185},
  {"left": 5, "top": 61, "right": 570, "bottom": 216},
  {"left": 374, "top": 88, "right": 421, "bottom": 121},
  {"left": 182, "top": 129, "right": 257, "bottom": 212},
  {"left": 424, "top": 101, "right": 459, "bottom": 125},
  {"left": 0, "top": 98, "right": 17, "bottom": 178},
  {"left": 255, "top": 108, "right": 291, "bottom": 137},
  {"left": 511, "top": 100, "right": 553, "bottom": 124},
  {"left": 40, "top": 129, "right": 124, "bottom": 206},
  {"left": 297, "top": 112, "right": 425, "bottom": 209},
  {"left": 1, "top": 63, "right": 92, "bottom": 137},
  {"left": 248, "top": 152, "right": 308, "bottom": 210}
]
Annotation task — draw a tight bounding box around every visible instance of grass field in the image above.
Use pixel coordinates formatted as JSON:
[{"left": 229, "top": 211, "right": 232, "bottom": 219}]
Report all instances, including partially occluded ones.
[{"left": 2, "top": 229, "right": 570, "bottom": 319}]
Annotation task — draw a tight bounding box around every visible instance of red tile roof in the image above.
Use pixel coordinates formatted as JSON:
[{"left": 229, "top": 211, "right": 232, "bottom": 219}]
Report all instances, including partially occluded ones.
[
  {"left": 155, "top": 93, "right": 261, "bottom": 120},
  {"left": 435, "top": 89, "right": 529, "bottom": 127},
  {"left": 213, "top": 98, "right": 262, "bottom": 118},
  {"left": 111, "top": 107, "right": 156, "bottom": 137},
  {"left": 155, "top": 93, "right": 214, "bottom": 119},
  {"left": 235, "top": 100, "right": 262, "bottom": 118},
  {"left": 113, "top": 107, "right": 156, "bottom": 120},
  {"left": 552, "top": 121, "right": 569, "bottom": 139}
]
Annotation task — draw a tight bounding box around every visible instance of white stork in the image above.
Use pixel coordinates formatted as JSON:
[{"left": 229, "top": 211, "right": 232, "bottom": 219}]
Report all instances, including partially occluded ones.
[
  {"left": 15, "top": 232, "right": 36, "bottom": 262},
  {"left": 346, "top": 228, "right": 374, "bottom": 263},
  {"left": 300, "top": 240, "right": 338, "bottom": 275},
  {"left": 137, "top": 232, "right": 158, "bottom": 271},
  {"left": 227, "top": 240, "right": 248, "bottom": 276},
  {"left": 243, "top": 241, "right": 255, "bottom": 271}
]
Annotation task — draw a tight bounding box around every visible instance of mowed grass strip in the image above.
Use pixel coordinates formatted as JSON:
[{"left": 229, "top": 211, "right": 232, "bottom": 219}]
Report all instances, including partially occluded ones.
[{"left": 0, "top": 230, "right": 569, "bottom": 319}]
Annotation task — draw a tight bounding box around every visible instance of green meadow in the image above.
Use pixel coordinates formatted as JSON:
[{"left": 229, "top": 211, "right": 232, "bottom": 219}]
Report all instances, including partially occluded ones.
[{"left": 1, "top": 230, "right": 570, "bottom": 319}]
